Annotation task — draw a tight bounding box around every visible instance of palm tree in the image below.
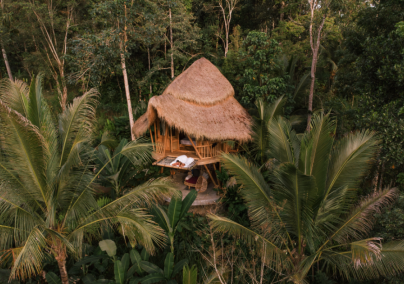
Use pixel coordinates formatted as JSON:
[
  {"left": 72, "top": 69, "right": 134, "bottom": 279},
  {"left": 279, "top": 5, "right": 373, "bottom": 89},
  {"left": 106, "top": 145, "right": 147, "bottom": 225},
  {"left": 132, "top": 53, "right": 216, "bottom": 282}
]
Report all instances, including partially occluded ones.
[
  {"left": 248, "top": 96, "right": 302, "bottom": 166},
  {"left": 249, "top": 96, "right": 286, "bottom": 165},
  {"left": 209, "top": 113, "right": 404, "bottom": 283},
  {"left": 0, "top": 75, "right": 175, "bottom": 283}
]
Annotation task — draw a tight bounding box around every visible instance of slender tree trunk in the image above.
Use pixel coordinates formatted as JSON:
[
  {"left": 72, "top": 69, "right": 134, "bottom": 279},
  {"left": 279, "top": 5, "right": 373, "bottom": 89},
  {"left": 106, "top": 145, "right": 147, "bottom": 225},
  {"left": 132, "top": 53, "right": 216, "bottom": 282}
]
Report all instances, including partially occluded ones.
[
  {"left": 148, "top": 47, "right": 152, "bottom": 95},
  {"left": 218, "top": 0, "right": 238, "bottom": 58},
  {"left": 307, "top": 54, "right": 317, "bottom": 131},
  {"left": 1, "top": 40, "right": 12, "bottom": 81},
  {"left": 121, "top": 5, "right": 135, "bottom": 141},
  {"left": 169, "top": 7, "right": 174, "bottom": 79},
  {"left": 0, "top": 1, "right": 12, "bottom": 81},
  {"left": 280, "top": 1, "right": 285, "bottom": 22},
  {"left": 53, "top": 241, "right": 69, "bottom": 284},
  {"left": 306, "top": 13, "right": 326, "bottom": 132},
  {"left": 59, "top": 66, "right": 68, "bottom": 111},
  {"left": 121, "top": 50, "right": 134, "bottom": 141},
  {"left": 56, "top": 258, "right": 69, "bottom": 284},
  {"left": 224, "top": 20, "right": 229, "bottom": 57}
]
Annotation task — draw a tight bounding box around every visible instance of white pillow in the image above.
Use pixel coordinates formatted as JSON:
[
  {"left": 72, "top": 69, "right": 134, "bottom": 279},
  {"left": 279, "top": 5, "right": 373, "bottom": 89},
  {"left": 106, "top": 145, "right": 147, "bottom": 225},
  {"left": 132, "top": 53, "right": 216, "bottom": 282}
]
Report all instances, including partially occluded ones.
[{"left": 170, "top": 155, "right": 188, "bottom": 166}]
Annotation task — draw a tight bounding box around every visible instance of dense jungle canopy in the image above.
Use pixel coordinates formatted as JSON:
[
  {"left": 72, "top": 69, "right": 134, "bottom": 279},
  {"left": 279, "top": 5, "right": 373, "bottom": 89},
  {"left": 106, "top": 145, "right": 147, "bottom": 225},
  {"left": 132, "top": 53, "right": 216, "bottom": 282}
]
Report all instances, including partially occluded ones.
[{"left": 1, "top": 0, "right": 404, "bottom": 283}]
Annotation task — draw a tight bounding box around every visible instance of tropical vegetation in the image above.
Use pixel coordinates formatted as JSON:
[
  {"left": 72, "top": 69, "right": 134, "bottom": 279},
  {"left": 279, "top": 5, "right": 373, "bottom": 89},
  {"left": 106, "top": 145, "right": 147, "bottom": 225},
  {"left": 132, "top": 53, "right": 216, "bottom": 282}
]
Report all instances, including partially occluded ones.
[
  {"left": 210, "top": 113, "right": 404, "bottom": 283},
  {"left": 0, "top": 0, "right": 404, "bottom": 283}
]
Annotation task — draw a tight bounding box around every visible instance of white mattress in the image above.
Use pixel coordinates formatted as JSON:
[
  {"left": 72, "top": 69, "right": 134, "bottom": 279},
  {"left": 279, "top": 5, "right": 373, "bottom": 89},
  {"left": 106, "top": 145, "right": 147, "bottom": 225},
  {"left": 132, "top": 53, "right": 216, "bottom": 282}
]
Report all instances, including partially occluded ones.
[{"left": 169, "top": 155, "right": 195, "bottom": 168}]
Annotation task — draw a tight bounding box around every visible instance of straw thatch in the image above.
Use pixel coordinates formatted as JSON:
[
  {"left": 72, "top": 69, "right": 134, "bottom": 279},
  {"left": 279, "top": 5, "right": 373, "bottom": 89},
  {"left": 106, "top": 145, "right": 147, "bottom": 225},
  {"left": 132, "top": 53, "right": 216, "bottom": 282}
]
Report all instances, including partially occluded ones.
[
  {"left": 132, "top": 57, "right": 252, "bottom": 142},
  {"left": 162, "top": 57, "right": 234, "bottom": 105}
]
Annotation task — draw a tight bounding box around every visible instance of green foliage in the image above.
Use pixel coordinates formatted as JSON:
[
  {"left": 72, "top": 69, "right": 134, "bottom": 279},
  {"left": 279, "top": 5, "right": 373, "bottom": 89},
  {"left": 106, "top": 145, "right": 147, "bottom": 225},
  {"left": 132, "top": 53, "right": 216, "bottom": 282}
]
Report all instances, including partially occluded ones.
[
  {"left": 152, "top": 190, "right": 198, "bottom": 253},
  {"left": 99, "top": 240, "right": 118, "bottom": 257},
  {"left": 237, "top": 31, "right": 292, "bottom": 107},
  {"left": 218, "top": 185, "right": 249, "bottom": 227},
  {"left": 4, "top": 0, "right": 404, "bottom": 283},
  {"left": 373, "top": 193, "right": 404, "bottom": 242},
  {"left": 0, "top": 76, "right": 175, "bottom": 281},
  {"left": 209, "top": 113, "right": 404, "bottom": 283},
  {"left": 140, "top": 252, "right": 187, "bottom": 284},
  {"left": 95, "top": 138, "right": 149, "bottom": 196},
  {"left": 45, "top": 272, "right": 62, "bottom": 284},
  {"left": 182, "top": 265, "right": 197, "bottom": 284},
  {"left": 335, "top": 0, "right": 404, "bottom": 183}
]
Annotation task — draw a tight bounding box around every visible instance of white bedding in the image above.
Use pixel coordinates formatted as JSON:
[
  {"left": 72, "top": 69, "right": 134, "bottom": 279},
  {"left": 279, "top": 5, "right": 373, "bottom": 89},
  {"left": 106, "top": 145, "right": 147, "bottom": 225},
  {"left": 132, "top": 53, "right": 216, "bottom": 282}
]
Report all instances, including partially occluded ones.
[{"left": 169, "top": 155, "right": 195, "bottom": 168}]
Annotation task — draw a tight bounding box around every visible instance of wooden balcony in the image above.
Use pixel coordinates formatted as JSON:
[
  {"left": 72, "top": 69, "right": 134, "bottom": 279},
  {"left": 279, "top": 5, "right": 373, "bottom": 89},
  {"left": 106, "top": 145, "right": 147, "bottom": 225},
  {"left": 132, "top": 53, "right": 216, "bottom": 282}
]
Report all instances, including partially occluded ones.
[{"left": 149, "top": 119, "right": 239, "bottom": 188}]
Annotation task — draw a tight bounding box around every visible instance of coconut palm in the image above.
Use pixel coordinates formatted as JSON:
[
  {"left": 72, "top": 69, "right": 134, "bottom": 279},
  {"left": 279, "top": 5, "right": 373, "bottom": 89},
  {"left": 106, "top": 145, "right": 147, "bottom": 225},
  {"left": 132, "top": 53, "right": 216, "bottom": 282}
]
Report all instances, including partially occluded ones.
[
  {"left": 249, "top": 96, "right": 286, "bottom": 165},
  {"left": 0, "top": 75, "right": 175, "bottom": 283},
  {"left": 248, "top": 96, "right": 302, "bottom": 166},
  {"left": 209, "top": 113, "right": 404, "bottom": 283}
]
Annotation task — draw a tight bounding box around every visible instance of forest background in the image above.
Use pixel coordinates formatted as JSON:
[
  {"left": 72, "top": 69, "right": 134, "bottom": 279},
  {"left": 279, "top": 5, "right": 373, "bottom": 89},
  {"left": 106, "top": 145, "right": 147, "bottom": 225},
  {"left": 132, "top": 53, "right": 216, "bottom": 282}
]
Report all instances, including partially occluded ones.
[{"left": 1, "top": 0, "right": 404, "bottom": 282}]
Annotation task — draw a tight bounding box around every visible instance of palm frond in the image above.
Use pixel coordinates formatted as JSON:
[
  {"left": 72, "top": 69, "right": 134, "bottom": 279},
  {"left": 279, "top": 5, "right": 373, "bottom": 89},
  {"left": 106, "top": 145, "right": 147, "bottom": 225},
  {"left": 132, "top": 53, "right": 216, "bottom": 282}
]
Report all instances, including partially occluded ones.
[
  {"left": 0, "top": 100, "right": 48, "bottom": 204},
  {"left": 10, "top": 227, "right": 46, "bottom": 280},
  {"left": 322, "top": 188, "right": 398, "bottom": 246},
  {"left": 251, "top": 96, "right": 286, "bottom": 164},
  {"left": 0, "top": 78, "right": 29, "bottom": 117},
  {"left": 325, "top": 130, "right": 379, "bottom": 203},
  {"left": 59, "top": 88, "right": 99, "bottom": 167},
  {"left": 293, "top": 72, "right": 311, "bottom": 99},
  {"left": 220, "top": 153, "right": 278, "bottom": 227},
  {"left": 115, "top": 209, "right": 167, "bottom": 253},
  {"left": 208, "top": 214, "right": 291, "bottom": 269},
  {"left": 321, "top": 240, "right": 404, "bottom": 281},
  {"left": 299, "top": 113, "right": 335, "bottom": 196},
  {"left": 272, "top": 163, "right": 318, "bottom": 250},
  {"left": 27, "top": 74, "right": 43, "bottom": 129},
  {"left": 267, "top": 117, "right": 300, "bottom": 165},
  {"left": 98, "top": 131, "right": 118, "bottom": 149},
  {"left": 350, "top": 238, "right": 382, "bottom": 268},
  {"left": 59, "top": 170, "right": 99, "bottom": 232},
  {"left": 69, "top": 178, "right": 176, "bottom": 252},
  {"left": 0, "top": 224, "right": 16, "bottom": 252},
  {"left": 118, "top": 137, "right": 152, "bottom": 167}
]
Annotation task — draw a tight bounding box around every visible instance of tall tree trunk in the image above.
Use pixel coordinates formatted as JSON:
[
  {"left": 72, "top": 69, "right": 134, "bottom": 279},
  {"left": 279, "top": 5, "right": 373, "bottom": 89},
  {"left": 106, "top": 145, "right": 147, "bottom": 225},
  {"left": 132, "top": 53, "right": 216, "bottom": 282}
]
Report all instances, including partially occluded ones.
[
  {"left": 121, "top": 5, "right": 135, "bottom": 141},
  {"left": 59, "top": 66, "right": 68, "bottom": 111},
  {"left": 307, "top": 54, "right": 317, "bottom": 131},
  {"left": 280, "top": 1, "right": 285, "bottom": 22},
  {"left": 169, "top": 8, "right": 174, "bottom": 79},
  {"left": 148, "top": 47, "right": 152, "bottom": 95},
  {"left": 1, "top": 40, "right": 12, "bottom": 81},
  {"left": 56, "top": 258, "right": 69, "bottom": 284},
  {"left": 53, "top": 242, "right": 69, "bottom": 284},
  {"left": 121, "top": 50, "right": 134, "bottom": 141},
  {"left": 0, "top": 1, "right": 12, "bottom": 81},
  {"left": 218, "top": 0, "right": 238, "bottom": 58},
  {"left": 306, "top": 13, "right": 326, "bottom": 132}
]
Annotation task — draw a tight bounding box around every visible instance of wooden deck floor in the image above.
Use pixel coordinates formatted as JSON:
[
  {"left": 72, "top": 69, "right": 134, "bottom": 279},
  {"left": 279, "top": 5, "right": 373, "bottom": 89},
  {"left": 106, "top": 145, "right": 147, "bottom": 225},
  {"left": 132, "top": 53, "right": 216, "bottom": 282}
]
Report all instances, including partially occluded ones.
[
  {"left": 153, "top": 150, "right": 220, "bottom": 165},
  {"left": 164, "top": 172, "right": 220, "bottom": 206}
]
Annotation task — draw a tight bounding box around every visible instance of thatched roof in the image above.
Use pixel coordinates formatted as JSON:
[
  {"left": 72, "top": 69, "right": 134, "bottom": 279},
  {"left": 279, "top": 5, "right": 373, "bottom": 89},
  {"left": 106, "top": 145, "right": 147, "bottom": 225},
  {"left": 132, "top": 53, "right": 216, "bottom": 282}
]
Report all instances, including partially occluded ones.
[{"left": 132, "top": 57, "right": 252, "bottom": 142}]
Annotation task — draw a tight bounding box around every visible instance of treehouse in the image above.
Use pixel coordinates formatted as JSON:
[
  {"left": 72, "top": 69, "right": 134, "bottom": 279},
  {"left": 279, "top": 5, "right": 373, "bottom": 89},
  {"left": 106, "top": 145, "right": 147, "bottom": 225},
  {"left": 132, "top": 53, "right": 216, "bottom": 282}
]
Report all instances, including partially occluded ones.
[{"left": 132, "top": 58, "right": 252, "bottom": 188}]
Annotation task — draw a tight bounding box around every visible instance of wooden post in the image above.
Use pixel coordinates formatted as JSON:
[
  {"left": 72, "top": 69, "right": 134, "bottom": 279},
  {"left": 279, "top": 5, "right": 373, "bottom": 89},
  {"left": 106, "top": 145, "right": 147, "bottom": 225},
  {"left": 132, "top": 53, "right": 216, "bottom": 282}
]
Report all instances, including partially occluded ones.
[
  {"left": 177, "top": 129, "right": 180, "bottom": 150},
  {"left": 186, "top": 134, "right": 218, "bottom": 188},
  {"left": 170, "top": 127, "right": 173, "bottom": 152},
  {"left": 154, "top": 122, "right": 157, "bottom": 144},
  {"left": 156, "top": 119, "right": 160, "bottom": 140},
  {"left": 149, "top": 128, "right": 155, "bottom": 150},
  {"left": 213, "top": 163, "right": 221, "bottom": 189}
]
